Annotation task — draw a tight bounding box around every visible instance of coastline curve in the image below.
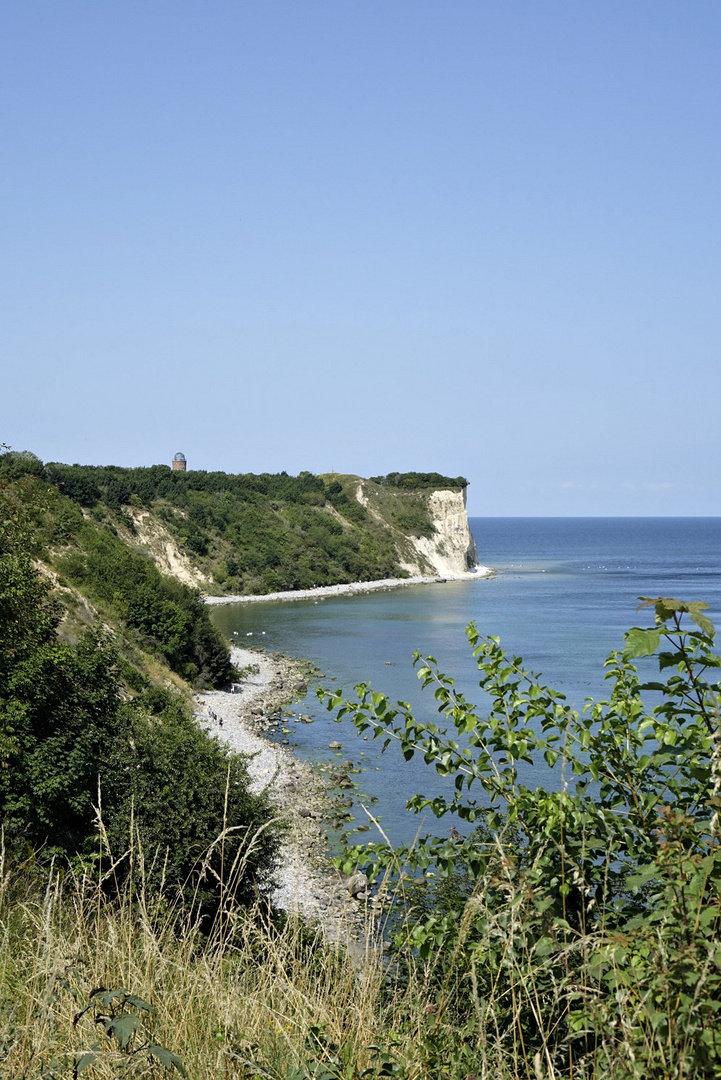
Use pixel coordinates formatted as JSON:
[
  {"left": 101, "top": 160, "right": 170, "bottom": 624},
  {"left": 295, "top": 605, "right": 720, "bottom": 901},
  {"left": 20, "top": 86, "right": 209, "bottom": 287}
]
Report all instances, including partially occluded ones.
[{"left": 204, "top": 566, "right": 492, "bottom": 607}]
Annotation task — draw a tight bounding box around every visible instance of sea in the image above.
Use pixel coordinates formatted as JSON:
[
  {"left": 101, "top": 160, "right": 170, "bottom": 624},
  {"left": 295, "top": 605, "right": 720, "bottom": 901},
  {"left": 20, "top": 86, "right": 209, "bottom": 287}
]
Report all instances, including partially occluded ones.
[{"left": 209, "top": 518, "right": 721, "bottom": 848}]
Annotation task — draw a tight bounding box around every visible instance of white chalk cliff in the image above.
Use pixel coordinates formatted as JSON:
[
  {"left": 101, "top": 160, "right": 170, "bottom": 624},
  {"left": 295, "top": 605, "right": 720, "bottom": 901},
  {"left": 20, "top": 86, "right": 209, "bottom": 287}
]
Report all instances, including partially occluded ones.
[
  {"left": 399, "top": 488, "right": 478, "bottom": 578},
  {"left": 407, "top": 488, "right": 481, "bottom": 578},
  {"left": 356, "top": 483, "right": 479, "bottom": 579}
]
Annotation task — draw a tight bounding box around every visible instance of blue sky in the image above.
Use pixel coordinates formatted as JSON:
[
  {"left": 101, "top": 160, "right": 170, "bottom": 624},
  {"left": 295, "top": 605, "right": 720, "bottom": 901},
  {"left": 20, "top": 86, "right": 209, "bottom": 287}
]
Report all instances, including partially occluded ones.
[{"left": 2, "top": 1, "right": 719, "bottom": 515}]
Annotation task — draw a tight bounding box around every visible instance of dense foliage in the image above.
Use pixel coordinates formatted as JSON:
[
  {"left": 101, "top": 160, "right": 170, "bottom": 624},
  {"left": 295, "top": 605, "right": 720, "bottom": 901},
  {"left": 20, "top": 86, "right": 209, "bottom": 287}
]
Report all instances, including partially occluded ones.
[
  {"left": 56, "top": 518, "right": 232, "bottom": 687},
  {"left": 29, "top": 458, "right": 406, "bottom": 593},
  {"left": 0, "top": 466, "right": 279, "bottom": 915},
  {"left": 369, "top": 471, "right": 468, "bottom": 491},
  {"left": 41, "top": 461, "right": 331, "bottom": 511},
  {"left": 0, "top": 453, "right": 233, "bottom": 687},
  {"left": 321, "top": 601, "right": 721, "bottom": 1077},
  {"left": 102, "top": 688, "right": 280, "bottom": 913}
]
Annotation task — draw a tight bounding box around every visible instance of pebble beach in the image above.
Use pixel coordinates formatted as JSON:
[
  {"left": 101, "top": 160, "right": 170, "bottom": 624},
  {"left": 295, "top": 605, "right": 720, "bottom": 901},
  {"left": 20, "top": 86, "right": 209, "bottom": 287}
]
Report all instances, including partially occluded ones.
[
  {"left": 196, "top": 646, "right": 371, "bottom": 943},
  {"left": 203, "top": 566, "right": 491, "bottom": 607}
]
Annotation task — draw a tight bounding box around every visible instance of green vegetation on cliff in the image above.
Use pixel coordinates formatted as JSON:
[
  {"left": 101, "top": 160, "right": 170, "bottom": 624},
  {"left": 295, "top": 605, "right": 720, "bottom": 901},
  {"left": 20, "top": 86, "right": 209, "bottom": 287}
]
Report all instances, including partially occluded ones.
[
  {"left": 25, "top": 457, "right": 466, "bottom": 594},
  {"left": 0, "top": 458, "right": 280, "bottom": 915},
  {"left": 369, "top": 470, "right": 468, "bottom": 491},
  {"left": 0, "top": 455, "right": 233, "bottom": 687}
]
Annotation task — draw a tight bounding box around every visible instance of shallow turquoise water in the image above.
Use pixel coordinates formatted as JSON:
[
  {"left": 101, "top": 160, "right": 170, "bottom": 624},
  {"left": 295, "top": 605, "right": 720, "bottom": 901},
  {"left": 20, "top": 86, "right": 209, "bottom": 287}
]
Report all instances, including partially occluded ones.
[{"left": 209, "top": 518, "right": 721, "bottom": 846}]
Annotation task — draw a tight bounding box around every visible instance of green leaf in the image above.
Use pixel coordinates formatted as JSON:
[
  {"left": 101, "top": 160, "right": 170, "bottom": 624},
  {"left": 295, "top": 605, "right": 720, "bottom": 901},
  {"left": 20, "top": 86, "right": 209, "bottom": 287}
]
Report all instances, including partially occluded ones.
[
  {"left": 148, "top": 1044, "right": 188, "bottom": 1076},
  {"left": 623, "top": 628, "right": 661, "bottom": 659},
  {"left": 626, "top": 865, "right": 659, "bottom": 891},
  {"left": 74, "top": 1047, "right": 100, "bottom": 1077},
  {"left": 638, "top": 597, "right": 683, "bottom": 620},
  {"left": 689, "top": 604, "right": 715, "bottom": 638},
  {"left": 124, "top": 993, "right": 155, "bottom": 1014},
  {"left": 106, "top": 1013, "right": 140, "bottom": 1049}
]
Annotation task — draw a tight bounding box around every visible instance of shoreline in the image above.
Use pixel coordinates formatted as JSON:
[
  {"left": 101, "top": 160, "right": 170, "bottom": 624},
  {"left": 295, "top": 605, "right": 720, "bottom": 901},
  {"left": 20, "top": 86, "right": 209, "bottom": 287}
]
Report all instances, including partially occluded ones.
[
  {"left": 198, "top": 565, "right": 493, "bottom": 943},
  {"left": 197, "top": 646, "right": 368, "bottom": 943},
  {"left": 204, "top": 565, "right": 492, "bottom": 606}
]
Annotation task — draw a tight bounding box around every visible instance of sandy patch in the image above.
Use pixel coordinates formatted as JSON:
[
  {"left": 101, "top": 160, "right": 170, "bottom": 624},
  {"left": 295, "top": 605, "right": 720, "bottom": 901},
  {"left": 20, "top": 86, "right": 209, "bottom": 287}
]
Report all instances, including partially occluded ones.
[{"left": 128, "top": 508, "right": 211, "bottom": 588}]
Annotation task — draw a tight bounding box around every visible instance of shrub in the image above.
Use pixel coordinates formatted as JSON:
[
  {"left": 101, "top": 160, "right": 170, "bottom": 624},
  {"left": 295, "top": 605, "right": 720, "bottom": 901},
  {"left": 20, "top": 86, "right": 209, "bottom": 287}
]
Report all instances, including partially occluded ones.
[
  {"left": 55, "top": 521, "right": 232, "bottom": 687},
  {"left": 369, "top": 471, "right": 468, "bottom": 491},
  {"left": 103, "top": 695, "right": 280, "bottom": 917},
  {"left": 320, "top": 599, "right": 721, "bottom": 1076}
]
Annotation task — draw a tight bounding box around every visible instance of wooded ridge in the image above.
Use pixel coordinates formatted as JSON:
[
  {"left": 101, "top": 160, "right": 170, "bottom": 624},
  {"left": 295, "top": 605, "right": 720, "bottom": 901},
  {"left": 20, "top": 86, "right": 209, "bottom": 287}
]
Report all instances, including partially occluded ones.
[{"left": 25, "top": 455, "right": 475, "bottom": 595}]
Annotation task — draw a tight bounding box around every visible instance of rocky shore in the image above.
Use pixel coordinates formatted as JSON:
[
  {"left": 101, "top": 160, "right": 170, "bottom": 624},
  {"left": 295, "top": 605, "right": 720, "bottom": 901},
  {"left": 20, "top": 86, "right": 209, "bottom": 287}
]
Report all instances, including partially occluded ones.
[
  {"left": 204, "top": 565, "right": 491, "bottom": 607},
  {"left": 196, "top": 646, "right": 371, "bottom": 944}
]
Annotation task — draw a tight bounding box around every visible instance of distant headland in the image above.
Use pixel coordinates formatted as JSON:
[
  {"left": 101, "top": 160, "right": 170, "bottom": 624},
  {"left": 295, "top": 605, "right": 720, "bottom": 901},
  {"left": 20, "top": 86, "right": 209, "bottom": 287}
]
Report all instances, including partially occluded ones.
[{"left": 25, "top": 458, "right": 484, "bottom": 599}]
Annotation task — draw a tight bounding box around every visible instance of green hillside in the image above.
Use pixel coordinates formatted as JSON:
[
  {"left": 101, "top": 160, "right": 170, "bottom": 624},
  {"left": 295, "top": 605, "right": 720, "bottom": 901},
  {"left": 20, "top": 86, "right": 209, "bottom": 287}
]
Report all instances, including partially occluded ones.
[
  {"left": 0, "top": 450, "right": 280, "bottom": 925},
  {"left": 35, "top": 458, "right": 468, "bottom": 595}
]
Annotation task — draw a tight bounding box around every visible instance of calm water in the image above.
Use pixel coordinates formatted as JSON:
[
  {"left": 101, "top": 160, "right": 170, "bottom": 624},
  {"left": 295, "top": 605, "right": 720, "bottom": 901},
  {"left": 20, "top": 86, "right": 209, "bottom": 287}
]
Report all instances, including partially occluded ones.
[{"left": 210, "top": 518, "right": 721, "bottom": 846}]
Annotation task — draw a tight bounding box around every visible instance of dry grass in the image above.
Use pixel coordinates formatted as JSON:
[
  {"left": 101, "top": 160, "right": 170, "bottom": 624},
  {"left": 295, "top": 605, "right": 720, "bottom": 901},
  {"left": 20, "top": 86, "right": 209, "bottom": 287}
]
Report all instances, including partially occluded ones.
[
  {"left": 0, "top": 836, "right": 421, "bottom": 1080},
  {"left": 0, "top": 880, "right": 379, "bottom": 1077},
  {"left": 0, "top": 856, "right": 587, "bottom": 1080},
  {"left": 1, "top": 832, "right": 704, "bottom": 1080}
]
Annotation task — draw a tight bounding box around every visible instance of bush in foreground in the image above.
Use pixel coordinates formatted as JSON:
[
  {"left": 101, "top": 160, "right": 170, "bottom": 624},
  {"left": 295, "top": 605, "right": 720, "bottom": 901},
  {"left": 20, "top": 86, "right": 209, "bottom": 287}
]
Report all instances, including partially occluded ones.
[{"left": 321, "top": 598, "right": 721, "bottom": 1078}]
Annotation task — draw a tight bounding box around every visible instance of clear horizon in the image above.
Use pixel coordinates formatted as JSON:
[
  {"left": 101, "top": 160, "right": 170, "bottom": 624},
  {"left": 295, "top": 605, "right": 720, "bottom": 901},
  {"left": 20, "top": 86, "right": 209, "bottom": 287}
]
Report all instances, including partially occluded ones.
[{"left": 3, "top": 2, "right": 720, "bottom": 516}]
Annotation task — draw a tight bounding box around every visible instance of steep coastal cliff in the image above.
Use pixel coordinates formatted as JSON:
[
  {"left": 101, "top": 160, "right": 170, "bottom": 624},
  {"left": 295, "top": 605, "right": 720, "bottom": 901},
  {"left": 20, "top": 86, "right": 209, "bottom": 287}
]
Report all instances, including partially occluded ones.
[
  {"left": 357, "top": 481, "right": 478, "bottom": 578},
  {"left": 26, "top": 460, "right": 480, "bottom": 597}
]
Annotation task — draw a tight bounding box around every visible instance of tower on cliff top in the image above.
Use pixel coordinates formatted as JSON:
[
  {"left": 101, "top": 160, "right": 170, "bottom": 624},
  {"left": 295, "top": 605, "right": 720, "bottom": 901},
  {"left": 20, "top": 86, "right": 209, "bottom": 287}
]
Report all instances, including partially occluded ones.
[{"left": 172, "top": 452, "right": 187, "bottom": 472}]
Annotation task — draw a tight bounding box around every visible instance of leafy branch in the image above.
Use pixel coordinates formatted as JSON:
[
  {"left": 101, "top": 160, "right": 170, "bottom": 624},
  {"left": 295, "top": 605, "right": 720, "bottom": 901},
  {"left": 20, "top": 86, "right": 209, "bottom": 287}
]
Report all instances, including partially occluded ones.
[{"left": 73, "top": 986, "right": 186, "bottom": 1077}]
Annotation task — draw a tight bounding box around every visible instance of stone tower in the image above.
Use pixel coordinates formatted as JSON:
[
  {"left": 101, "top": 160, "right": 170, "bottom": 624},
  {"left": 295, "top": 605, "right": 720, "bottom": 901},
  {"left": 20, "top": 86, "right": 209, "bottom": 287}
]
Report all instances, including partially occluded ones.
[{"left": 172, "top": 452, "right": 187, "bottom": 472}]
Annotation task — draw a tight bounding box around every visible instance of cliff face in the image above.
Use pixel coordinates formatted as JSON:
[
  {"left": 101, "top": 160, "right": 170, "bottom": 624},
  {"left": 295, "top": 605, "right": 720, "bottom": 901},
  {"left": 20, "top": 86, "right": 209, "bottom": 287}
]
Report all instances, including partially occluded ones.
[
  {"left": 127, "top": 507, "right": 211, "bottom": 589},
  {"left": 356, "top": 481, "right": 478, "bottom": 578},
  {"left": 400, "top": 488, "right": 478, "bottom": 577}
]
